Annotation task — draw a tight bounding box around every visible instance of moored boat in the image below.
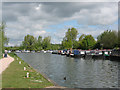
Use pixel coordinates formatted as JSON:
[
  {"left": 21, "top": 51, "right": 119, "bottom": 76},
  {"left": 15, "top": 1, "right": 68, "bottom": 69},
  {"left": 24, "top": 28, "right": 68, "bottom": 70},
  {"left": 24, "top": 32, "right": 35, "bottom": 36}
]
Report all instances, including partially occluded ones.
[
  {"left": 84, "top": 50, "right": 95, "bottom": 59},
  {"left": 110, "top": 49, "right": 120, "bottom": 61},
  {"left": 52, "top": 50, "right": 58, "bottom": 54},
  {"left": 92, "top": 51, "right": 103, "bottom": 60}
]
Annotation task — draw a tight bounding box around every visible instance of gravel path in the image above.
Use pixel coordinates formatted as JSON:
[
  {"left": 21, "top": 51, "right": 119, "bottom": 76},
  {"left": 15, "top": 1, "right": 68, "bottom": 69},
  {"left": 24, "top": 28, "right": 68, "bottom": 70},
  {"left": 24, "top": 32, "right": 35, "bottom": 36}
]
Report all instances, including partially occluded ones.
[{"left": 0, "top": 55, "right": 14, "bottom": 74}]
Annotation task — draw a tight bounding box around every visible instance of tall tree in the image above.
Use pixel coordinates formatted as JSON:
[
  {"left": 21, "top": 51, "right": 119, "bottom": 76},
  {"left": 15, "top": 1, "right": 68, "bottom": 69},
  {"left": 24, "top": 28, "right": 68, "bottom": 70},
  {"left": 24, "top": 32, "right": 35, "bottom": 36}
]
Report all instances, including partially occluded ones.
[
  {"left": 118, "top": 30, "right": 120, "bottom": 48},
  {"left": 34, "top": 36, "right": 43, "bottom": 51},
  {"left": 62, "top": 38, "right": 73, "bottom": 49},
  {"left": 81, "top": 35, "right": 96, "bottom": 50},
  {"left": 0, "top": 22, "right": 9, "bottom": 54},
  {"left": 77, "top": 34, "right": 85, "bottom": 49},
  {"left": 65, "top": 28, "right": 78, "bottom": 41},
  {"left": 22, "top": 34, "right": 36, "bottom": 51},
  {"left": 42, "top": 36, "right": 51, "bottom": 50},
  {"left": 62, "top": 27, "right": 78, "bottom": 49},
  {"left": 97, "top": 30, "right": 118, "bottom": 49},
  {"left": 37, "top": 36, "right": 43, "bottom": 50}
]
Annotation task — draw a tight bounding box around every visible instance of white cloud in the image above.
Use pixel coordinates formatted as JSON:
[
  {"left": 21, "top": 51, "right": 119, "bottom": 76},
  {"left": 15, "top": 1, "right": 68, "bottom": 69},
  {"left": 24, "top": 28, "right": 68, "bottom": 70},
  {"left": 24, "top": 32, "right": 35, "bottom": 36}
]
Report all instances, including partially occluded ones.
[
  {"left": 32, "top": 24, "right": 43, "bottom": 30},
  {"left": 2, "top": 2, "right": 118, "bottom": 46},
  {"left": 34, "top": 30, "right": 46, "bottom": 37}
]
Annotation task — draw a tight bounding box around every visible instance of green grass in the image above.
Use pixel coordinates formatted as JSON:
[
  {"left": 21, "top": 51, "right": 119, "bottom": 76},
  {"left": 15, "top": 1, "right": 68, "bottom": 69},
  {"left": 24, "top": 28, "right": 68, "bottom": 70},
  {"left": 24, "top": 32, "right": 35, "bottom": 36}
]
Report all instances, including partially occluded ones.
[{"left": 2, "top": 53, "right": 54, "bottom": 88}]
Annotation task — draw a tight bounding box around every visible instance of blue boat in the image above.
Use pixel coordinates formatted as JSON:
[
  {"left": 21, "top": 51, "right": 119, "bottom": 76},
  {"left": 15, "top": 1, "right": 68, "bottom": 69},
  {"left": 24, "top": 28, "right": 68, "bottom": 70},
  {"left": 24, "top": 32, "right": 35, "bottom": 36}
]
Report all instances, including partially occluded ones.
[
  {"left": 70, "top": 50, "right": 83, "bottom": 58},
  {"left": 61, "top": 49, "right": 67, "bottom": 55}
]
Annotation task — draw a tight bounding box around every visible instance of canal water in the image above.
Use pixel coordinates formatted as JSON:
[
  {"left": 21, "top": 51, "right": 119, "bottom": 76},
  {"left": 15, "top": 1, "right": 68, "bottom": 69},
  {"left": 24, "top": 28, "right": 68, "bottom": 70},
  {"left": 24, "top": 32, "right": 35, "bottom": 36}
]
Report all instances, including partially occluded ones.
[{"left": 17, "top": 52, "right": 119, "bottom": 88}]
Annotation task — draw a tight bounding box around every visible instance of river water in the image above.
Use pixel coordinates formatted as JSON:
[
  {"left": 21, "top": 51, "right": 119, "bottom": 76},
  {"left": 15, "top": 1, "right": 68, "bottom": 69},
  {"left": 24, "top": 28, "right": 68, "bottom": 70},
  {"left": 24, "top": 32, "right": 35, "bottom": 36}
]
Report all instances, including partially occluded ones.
[{"left": 17, "top": 52, "right": 119, "bottom": 88}]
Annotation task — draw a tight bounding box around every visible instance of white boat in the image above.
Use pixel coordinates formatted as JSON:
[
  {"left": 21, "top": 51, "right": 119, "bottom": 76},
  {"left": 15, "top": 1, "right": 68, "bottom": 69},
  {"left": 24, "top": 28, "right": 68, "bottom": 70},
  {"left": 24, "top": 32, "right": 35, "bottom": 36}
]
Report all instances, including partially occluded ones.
[
  {"left": 44, "top": 51, "right": 46, "bottom": 53},
  {"left": 16, "top": 50, "right": 21, "bottom": 53}
]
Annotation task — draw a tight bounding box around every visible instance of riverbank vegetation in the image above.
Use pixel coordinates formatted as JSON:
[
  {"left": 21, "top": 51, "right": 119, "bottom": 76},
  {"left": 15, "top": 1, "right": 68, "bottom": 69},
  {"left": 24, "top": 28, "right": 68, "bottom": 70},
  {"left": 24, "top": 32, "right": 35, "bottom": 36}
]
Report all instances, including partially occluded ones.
[{"left": 2, "top": 52, "right": 54, "bottom": 88}]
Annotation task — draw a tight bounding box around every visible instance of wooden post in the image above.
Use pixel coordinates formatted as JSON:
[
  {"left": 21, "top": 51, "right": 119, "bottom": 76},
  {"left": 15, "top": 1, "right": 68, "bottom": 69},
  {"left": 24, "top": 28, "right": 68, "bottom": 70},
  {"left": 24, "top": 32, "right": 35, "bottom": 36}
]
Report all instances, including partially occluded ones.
[
  {"left": 27, "top": 72, "right": 29, "bottom": 78},
  {"left": 24, "top": 67, "right": 26, "bottom": 71},
  {"left": 19, "top": 61, "right": 21, "bottom": 64}
]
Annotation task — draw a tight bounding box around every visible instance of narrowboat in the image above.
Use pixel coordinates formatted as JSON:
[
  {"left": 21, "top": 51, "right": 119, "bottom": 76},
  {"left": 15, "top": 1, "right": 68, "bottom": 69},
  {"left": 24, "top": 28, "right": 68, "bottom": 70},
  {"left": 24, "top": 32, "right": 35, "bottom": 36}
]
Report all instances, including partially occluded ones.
[
  {"left": 73, "top": 50, "right": 80, "bottom": 58},
  {"left": 84, "top": 50, "right": 95, "bottom": 59},
  {"left": 92, "top": 51, "right": 103, "bottom": 60},
  {"left": 61, "top": 49, "right": 67, "bottom": 55},
  {"left": 52, "top": 50, "right": 58, "bottom": 54},
  {"left": 110, "top": 49, "right": 120, "bottom": 61}
]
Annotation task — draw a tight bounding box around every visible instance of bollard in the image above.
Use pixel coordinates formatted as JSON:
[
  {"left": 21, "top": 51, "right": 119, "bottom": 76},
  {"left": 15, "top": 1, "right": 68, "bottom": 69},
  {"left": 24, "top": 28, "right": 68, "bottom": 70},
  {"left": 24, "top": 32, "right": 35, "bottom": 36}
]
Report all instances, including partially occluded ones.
[
  {"left": 19, "top": 61, "right": 21, "bottom": 64},
  {"left": 27, "top": 72, "right": 29, "bottom": 78},
  {"left": 24, "top": 67, "right": 26, "bottom": 71}
]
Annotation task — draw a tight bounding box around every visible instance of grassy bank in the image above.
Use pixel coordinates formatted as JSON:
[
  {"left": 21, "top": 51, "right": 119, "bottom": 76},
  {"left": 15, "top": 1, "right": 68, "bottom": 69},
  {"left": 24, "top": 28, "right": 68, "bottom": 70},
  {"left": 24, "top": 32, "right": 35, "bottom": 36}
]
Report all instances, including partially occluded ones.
[{"left": 2, "top": 53, "right": 54, "bottom": 88}]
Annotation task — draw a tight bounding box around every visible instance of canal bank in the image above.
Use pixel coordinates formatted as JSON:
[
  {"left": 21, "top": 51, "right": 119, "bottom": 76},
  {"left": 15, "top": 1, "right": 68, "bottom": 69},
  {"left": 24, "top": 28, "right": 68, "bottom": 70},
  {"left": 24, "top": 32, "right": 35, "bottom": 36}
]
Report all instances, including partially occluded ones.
[{"left": 2, "top": 53, "right": 55, "bottom": 88}]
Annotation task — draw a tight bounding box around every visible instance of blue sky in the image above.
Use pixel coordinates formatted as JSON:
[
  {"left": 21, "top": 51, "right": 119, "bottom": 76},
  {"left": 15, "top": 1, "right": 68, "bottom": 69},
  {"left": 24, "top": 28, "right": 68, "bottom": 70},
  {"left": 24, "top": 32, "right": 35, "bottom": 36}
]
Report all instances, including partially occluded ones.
[{"left": 2, "top": 2, "right": 118, "bottom": 46}]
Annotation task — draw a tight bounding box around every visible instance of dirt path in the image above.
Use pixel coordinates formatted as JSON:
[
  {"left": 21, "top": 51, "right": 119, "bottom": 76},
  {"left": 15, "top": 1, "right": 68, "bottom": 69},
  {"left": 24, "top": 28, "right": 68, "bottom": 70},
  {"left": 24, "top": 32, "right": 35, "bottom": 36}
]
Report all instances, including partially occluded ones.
[{"left": 0, "top": 55, "right": 14, "bottom": 74}]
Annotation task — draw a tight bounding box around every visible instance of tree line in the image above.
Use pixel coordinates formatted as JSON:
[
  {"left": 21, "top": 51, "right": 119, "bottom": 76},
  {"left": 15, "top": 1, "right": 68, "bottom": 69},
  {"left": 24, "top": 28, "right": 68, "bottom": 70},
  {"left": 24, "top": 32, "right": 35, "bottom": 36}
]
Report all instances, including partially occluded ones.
[
  {"left": 62, "top": 28, "right": 119, "bottom": 50},
  {"left": 1, "top": 22, "right": 120, "bottom": 52},
  {"left": 18, "top": 28, "right": 119, "bottom": 51},
  {"left": 20, "top": 35, "right": 60, "bottom": 51}
]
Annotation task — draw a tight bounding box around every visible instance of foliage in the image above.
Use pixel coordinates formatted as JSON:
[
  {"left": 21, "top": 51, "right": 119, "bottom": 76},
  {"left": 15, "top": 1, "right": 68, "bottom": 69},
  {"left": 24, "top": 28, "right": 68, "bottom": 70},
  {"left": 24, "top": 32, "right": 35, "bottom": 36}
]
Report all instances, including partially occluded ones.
[
  {"left": 62, "top": 39, "right": 73, "bottom": 49},
  {"left": 0, "top": 22, "right": 9, "bottom": 58},
  {"left": 73, "top": 41, "right": 79, "bottom": 49},
  {"left": 62, "top": 27, "right": 78, "bottom": 49},
  {"left": 5, "top": 27, "right": 119, "bottom": 51},
  {"left": 81, "top": 35, "right": 96, "bottom": 50},
  {"left": 22, "top": 35, "right": 37, "bottom": 51},
  {"left": 118, "top": 30, "right": 120, "bottom": 47},
  {"left": 5, "top": 46, "right": 20, "bottom": 51},
  {"left": 97, "top": 30, "right": 118, "bottom": 49},
  {"left": 77, "top": 34, "right": 85, "bottom": 49},
  {"left": 65, "top": 28, "right": 78, "bottom": 41},
  {"left": 51, "top": 44, "right": 61, "bottom": 50},
  {"left": 42, "top": 36, "right": 51, "bottom": 50},
  {"left": 0, "top": 22, "right": 9, "bottom": 46},
  {"left": 33, "top": 36, "right": 43, "bottom": 51},
  {"left": 93, "top": 42, "right": 101, "bottom": 49}
]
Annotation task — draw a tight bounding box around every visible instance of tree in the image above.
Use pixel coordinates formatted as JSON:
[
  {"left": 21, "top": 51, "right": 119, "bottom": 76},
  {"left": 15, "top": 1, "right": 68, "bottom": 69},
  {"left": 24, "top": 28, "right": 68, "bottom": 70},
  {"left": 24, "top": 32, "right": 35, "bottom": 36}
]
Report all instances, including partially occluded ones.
[
  {"left": 22, "top": 35, "right": 36, "bottom": 51},
  {"left": 0, "top": 22, "right": 9, "bottom": 54},
  {"left": 73, "top": 40, "right": 79, "bottom": 49},
  {"left": 34, "top": 36, "right": 43, "bottom": 51},
  {"left": 51, "top": 44, "right": 61, "bottom": 50},
  {"left": 65, "top": 28, "right": 78, "bottom": 41},
  {"left": 62, "top": 39, "right": 73, "bottom": 49},
  {"left": 42, "top": 36, "right": 51, "bottom": 50},
  {"left": 77, "top": 34, "right": 85, "bottom": 49},
  {"left": 93, "top": 42, "right": 101, "bottom": 49},
  {"left": 81, "top": 35, "right": 96, "bottom": 50},
  {"left": 97, "top": 30, "right": 118, "bottom": 49},
  {"left": 62, "top": 27, "right": 78, "bottom": 49},
  {"left": 118, "top": 30, "right": 120, "bottom": 48},
  {"left": 79, "top": 34, "right": 85, "bottom": 41}
]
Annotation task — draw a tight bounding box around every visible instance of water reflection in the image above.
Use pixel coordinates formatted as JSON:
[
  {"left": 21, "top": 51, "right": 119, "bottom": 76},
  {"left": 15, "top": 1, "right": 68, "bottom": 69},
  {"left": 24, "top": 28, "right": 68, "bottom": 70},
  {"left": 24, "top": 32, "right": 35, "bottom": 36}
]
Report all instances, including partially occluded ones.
[{"left": 17, "top": 53, "right": 119, "bottom": 88}]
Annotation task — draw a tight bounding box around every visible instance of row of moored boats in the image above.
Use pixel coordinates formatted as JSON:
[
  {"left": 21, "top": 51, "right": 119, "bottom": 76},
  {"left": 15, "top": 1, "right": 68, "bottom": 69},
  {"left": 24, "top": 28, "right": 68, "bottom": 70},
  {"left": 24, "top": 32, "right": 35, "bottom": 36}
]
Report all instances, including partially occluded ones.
[
  {"left": 14, "top": 49, "right": 120, "bottom": 61},
  {"left": 52, "top": 49, "right": 120, "bottom": 61}
]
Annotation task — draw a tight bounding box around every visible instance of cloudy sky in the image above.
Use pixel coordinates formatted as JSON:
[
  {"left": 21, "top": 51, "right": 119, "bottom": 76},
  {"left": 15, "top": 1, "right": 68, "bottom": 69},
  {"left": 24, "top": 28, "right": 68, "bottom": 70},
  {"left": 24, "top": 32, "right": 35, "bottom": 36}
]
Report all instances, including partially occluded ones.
[{"left": 2, "top": 1, "right": 118, "bottom": 46}]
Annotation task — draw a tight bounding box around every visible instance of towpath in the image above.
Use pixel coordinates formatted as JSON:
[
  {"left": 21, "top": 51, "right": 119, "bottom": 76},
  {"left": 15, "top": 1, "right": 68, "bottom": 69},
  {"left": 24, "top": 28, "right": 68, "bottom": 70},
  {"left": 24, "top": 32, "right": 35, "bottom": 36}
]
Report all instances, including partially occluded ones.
[{"left": 0, "top": 55, "right": 14, "bottom": 74}]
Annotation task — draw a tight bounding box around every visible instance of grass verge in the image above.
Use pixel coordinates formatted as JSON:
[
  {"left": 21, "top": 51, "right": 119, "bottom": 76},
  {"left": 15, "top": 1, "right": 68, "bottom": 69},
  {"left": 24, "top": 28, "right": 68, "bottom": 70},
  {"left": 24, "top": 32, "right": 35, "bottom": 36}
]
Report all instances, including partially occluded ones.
[{"left": 2, "top": 53, "right": 54, "bottom": 88}]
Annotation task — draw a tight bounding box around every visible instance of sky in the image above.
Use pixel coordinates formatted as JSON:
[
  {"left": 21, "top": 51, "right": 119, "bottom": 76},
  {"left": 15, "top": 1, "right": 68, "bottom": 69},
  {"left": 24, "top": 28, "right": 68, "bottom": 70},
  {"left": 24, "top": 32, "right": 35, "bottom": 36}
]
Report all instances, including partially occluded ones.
[{"left": 2, "top": 1, "right": 118, "bottom": 46}]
